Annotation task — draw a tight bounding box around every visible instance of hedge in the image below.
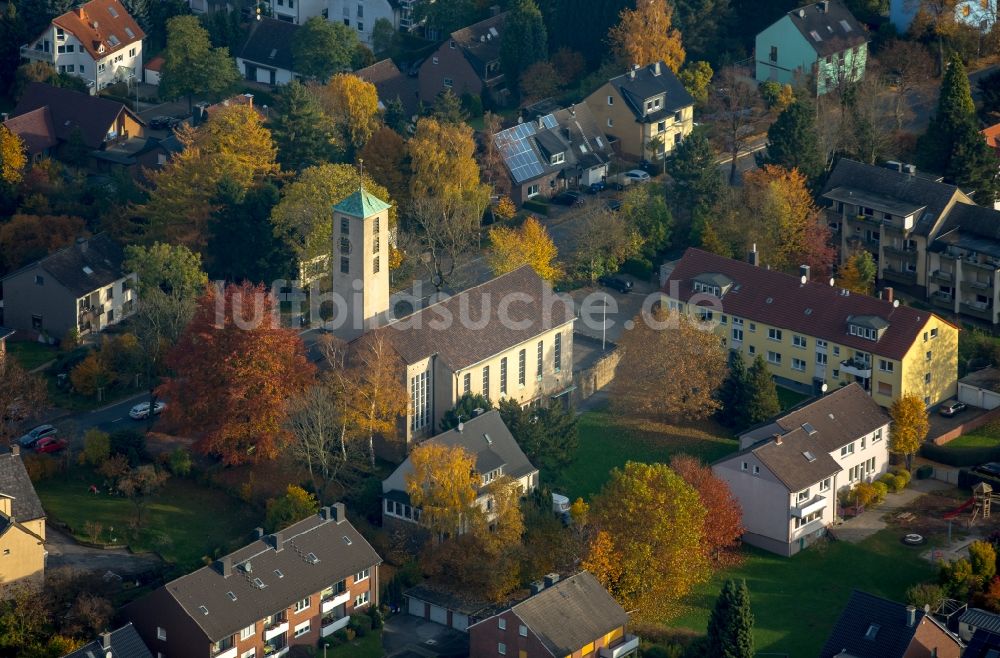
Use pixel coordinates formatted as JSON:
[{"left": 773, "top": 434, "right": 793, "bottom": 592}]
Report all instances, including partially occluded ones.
[
  {"left": 522, "top": 199, "right": 550, "bottom": 215},
  {"left": 920, "top": 442, "right": 1000, "bottom": 467}
]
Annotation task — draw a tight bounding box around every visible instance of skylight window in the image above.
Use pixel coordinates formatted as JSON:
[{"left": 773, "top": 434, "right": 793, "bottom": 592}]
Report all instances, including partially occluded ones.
[
  {"left": 343, "top": 536, "right": 353, "bottom": 546},
  {"left": 865, "top": 624, "right": 880, "bottom": 640},
  {"left": 82, "top": 266, "right": 94, "bottom": 275},
  {"left": 199, "top": 605, "right": 209, "bottom": 615},
  {"left": 803, "top": 423, "right": 817, "bottom": 436},
  {"left": 269, "top": 48, "right": 277, "bottom": 59},
  {"left": 253, "top": 577, "right": 266, "bottom": 588},
  {"left": 810, "top": 30, "right": 822, "bottom": 41},
  {"left": 108, "top": 34, "right": 120, "bottom": 47},
  {"left": 839, "top": 19, "right": 853, "bottom": 32},
  {"left": 274, "top": 569, "right": 284, "bottom": 578},
  {"left": 124, "top": 27, "right": 135, "bottom": 39},
  {"left": 227, "top": 591, "right": 237, "bottom": 601},
  {"left": 108, "top": 5, "right": 118, "bottom": 17},
  {"left": 803, "top": 451, "right": 817, "bottom": 462},
  {"left": 306, "top": 552, "right": 320, "bottom": 564}
]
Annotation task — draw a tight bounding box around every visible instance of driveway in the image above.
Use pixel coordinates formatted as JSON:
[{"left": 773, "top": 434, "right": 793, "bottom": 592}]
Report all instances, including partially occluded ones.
[
  {"left": 382, "top": 614, "right": 469, "bottom": 658},
  {"left": 45, "top": 525, "right": 163, "bottom": 576},
  {"left": 828, "top": 478, "right": 942, "bottom": 544}
]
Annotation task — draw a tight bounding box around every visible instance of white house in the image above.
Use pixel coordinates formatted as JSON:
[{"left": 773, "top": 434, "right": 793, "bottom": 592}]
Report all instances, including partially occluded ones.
[
  {"left": 268, "top": 0, "right": 328, "bottom": 24},
  {"left": 713, "top": 383, "right": 891, "bottom": 556},
  {"left": 20, "top": 0, "right": 144, "bottom": 94},
  {"left": 236, "top": 18, "right": 300, "bottom": 86},
  {"left": 328, "top": 0, "right": 396, "bottom": 46}
]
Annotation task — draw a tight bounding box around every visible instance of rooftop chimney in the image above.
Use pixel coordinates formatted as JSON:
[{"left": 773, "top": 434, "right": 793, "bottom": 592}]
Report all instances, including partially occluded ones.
[
  {"left": 100, "top": 631, "right": 111, "bottom": 650},
  {"left": 319, "top": 505, "right": 331, "bottom": 520},
  {"left": 10, "top": 445, "right": 19, "bottom": 457},
  {"left": 271, "top": 531, "right": 283, "bottom": 552},
  {"left": 904, "top": 164, "right": 916, "bottom": 175},
  {"left": 543, "top": 573, "right": 560, "bottom": 588},
  {"left": 653, "top": 61, "right": 661, "bottom": 76},
  {"left": 906, "top": 605, "right": 917, "bottom": 627},
  {"left": 254, "top": 527, "right": 264, "bottom": 539},
  {"left": 774, "top": 433, "right": 783, "bottom": 445},
  {"left": 799, "top": 264, "right": 811, "bottom": 282},
  {"left": 530, "top": 580, "right": 545, "bottom": 595},
  {"left": 218, "top": 555, "right": 233, "bottom": 578},
  {"left": 819, "top": 0, "right": 829, "bottom": 12},
  {"left": 748, "top": 244, "right": 760, "bottom": 267},
  {"left": 75, "top": 7, "right": 86, "bottom": 18},
  {"left": 884, "top": 287, "right": 894, "bottom": 304},
  {"left": 331, "top": 502, "right": 346, "bottom": 524}
]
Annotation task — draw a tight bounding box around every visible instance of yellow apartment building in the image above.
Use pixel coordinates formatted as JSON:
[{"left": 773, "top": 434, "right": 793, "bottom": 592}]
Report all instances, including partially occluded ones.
[{"left": 663, "top": 248, "right": 958, "bottom": 407}]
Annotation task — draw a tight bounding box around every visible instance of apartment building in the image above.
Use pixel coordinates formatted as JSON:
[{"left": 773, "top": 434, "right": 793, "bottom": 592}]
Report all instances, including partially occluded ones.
[
  {"left": 662, "top": 248, "right": 958, "bottom": 407},
  {"left": 124, "top": 504, "right": 381, "bottom": 658},
  {"left": 824, "top": 158, "right": 1000, "bottom": 326},
  {"left": 382, "top": 410, "right": 538, "bottom": 536},
  {"left": 583, "top": 61, "right": 694, "bottom": 161},
  {"left": 20, "top": 0, "right": 144, "bottom": 92},
  {"left": 714, "top": 383, "right": 890, "bottom": 555}
]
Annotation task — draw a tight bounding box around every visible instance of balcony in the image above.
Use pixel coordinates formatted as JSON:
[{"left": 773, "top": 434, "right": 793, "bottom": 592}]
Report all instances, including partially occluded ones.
[
  {"left": 840, "top": 358, "right": 872, "bottom": 379},
  {"left": 321, "top": 615, "right": 351, "bottom": 637},
  {"left": 19, "top": 44, "right": 54, "bottom": 63},
  {"left": 930, "top": 270, "right": 954, "bottom": 284},
  {"left": 853, "top": 213, "right": 881, "bottom": 226},
  {"left": 962, "top": 279, "right": 993, "bottom": 292},
  {"left": 931, "top": 291, "right": 955, "bottom": 310},
  {"left": 213, "top": 647, "right": 237, "bottom": 658},
  {"left": 882, "top": 268, "right": 917, "bottom": 285},
  {"left": 600, "top": 635, "right": 641, "bottom": 658},
  {"left": 962, "top": 302, "right": 995, "bottom": 321},
  {"left": 792, "top": 495, "right": 827, "bottom": 518},
  {"left": 322, "top": 590, "right": 351, "bottom": 614},
  {"left": 263, "top": 622, "right": 288, "bottom": 642},
  {"left": 883, "top": 244, "right": 917, "bottom": 258}
]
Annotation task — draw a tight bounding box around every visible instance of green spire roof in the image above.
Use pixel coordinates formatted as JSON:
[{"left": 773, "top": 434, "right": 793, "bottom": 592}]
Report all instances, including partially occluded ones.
[{"left": 334, "top": 189, "right": 392, "bottom": 218}]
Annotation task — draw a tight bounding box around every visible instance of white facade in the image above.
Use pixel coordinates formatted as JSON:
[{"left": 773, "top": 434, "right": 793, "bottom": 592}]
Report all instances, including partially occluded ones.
[
  {"left": 22, "top": 24, "right": 142, "bottom": 92},
  {"left": 328, "top": 0, "right": 397, "bottom": 46},
  {"left": 235, "top": 57, "right": 296, "bottom": 86},
  {"left": 269, "top": 0, "right": 328, "bottom": 24}
]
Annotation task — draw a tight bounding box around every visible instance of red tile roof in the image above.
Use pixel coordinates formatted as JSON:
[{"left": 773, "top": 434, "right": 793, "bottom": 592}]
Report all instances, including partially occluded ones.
[
  {"left": 2, "top": 107, "right": 57, "bottom": 156},
  {"left": 983, "top": 123, "right": 1000, "bottom": 150},
  {"left": 144, "top": 55, "right": 164, "bottom": 72},
  {"left": 664, "top": 248, "right": 952, "bottom": 360},
  {"left": 52, "top": 0, "right": 145, "bottom": 61}
]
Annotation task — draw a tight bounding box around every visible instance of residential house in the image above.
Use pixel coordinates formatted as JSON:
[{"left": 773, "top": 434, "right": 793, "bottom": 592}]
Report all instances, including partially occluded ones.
[
  {"left": 20, "top": 0, "right": 144, "bottom": 93},
  {"left": 960, "top": 607, "right": 1000, "bottom": 642},
  {"left": 755, "top": 0, "right": 868, "bottom": 95},
  {"left": 1, "top": 109, "right": 57, "bottom": 162},
  {"left": 418, "top": 13, "right": 506, "bottom": 106},
  {"left": 891, "top": 0, "right": 997, "bottom": 34},
  {"left": 236, "top": 18, "right": 300, "bottom": 86},
  {"left": 824, "top": 158, "right": 1000, "bottom": 324},
  {"left": 61, "top": 624, "right": 153, "bottom": 658},
  {"left": 329, "top": 0, "right": 399, "bottom": 46},
  {"left": 0, "top": 234, "right": 137, "bottom": 340},
  {"left": 144, "top": 54, "right": 164, "bottom": 86},
  {"left": 967, "top": 627, "right": 1000, "bottom": 658},
  {"left": 327, "top": 188, "right": 576, "bottom": 454},
  {"left": 583, "top": 61, "right": 694, "bottom": 162},
  {"left": 468, "top": 571, "right": 639, "bottom": 658},
  {"left": 494, "top": 104, "right": 614, "bottom": 205},
  {"left": 10, "top": 82, "right": 145, "bottom": 156},
  {"left": 381, "top": 410, "right": 539, "bottom": 536},
  {"left": 268, "top": 0, "right": 327, "bottom": 24},
  {"left": 355, "top": 58, "right": 419, "bottom": 120},
  {"left": 713, "top": 383, "right": 890, "bottom": 555},
  {"left": 985, "top": 123, "right": 1000, "bottom": 157},
  {"left": 124, "top": 504, "right": 381, "bottom": 658},
  {"left": 820, "top": 590, "right": 961, "bottom": 658},
  {"left": 0, "top": 446, "right": 47, "bottom": 588},
  {"left": 662, "top": 247, "right": 959, "bottom": 406}
]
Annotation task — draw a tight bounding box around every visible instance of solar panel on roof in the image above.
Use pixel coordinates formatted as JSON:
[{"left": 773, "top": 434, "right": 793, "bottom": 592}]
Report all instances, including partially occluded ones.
[
  {"left": 495, "top": 121, "right": 545, "bottom": 183},
  {"left": 540, "top": 114, "right": 558, "bottom": 129}
]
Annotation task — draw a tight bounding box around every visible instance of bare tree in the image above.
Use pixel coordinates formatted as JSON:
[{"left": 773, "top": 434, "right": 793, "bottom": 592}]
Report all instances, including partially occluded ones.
[
  {"left": 116, "top": 465, "right": 169, "bottom": 527},
  {"left": 407, "top": 191, "right": 488, "bottom": 292},
  {"left": 879, "top": 40, "right": 936, "bottom": 131},
  {"left": 478, "top": 112, "right": 511, "bottom": 199},
  {"left": 845, "top": 62, "right": 897, "bottom": 164},
  {"left": 0, "top": 356, "right": 46, "bottom": 443},
  {"left": 709, "top": 66, "right": 766, "bottom": 184}
]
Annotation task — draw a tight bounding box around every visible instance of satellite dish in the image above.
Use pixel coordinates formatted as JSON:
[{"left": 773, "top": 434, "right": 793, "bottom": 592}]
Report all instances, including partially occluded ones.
[
  {"left": 829, "top": 278, "right": 835, "bottom": 287},
  {"left": 893, "top": 300, "right": 900, "bottom": 308},
  {"left": 821, "top": 383, "right": 829, "bottom": 393},
  {"left": 800, "top": 275, "right": 807, "bottom": 285}
]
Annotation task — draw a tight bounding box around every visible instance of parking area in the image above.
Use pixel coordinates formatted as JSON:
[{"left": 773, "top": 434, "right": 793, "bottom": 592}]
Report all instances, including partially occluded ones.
[{"left": 382, "top": 614, "right": 469, "bottom": 658}]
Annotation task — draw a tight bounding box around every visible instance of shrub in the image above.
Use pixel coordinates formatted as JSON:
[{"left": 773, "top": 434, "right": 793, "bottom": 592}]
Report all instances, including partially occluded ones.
[
  {"left": 921, "top": 443, "right": 1000, "bottom": 467},
  {"left": 344, "top": 628, "right": 356, "bottom": 642},
  {"left": 81, "top": 429, "right": 111, "bottom": 467},
  {"left": 878, "top": 473, "right": 899, "bottom": 493},
  {"left": 167, "top": 448, "right": 192, "bottom": 477},
  {"left": 872, "top": 481, "right": 889, "bottom": 503},
  {"left": 971, "top": 540, "right": 998, "bottom": 583},
  {"left": 851, "top": 482, "right": 880, "bottom": 508},
  {"left": 940, "top": 558, "right": 975, "bottom": 599},
  {"left": 891, "top": 466, "right": 912, "bottom": 487},
  {"left": 110, "top": 429, "right": 147, "bottom": 465},
  {"left": 906, "top": 582, "right": 945, "bottom": 610},
  {"left": 349, "top": 612, "right": 372, "bottom": 637},
  {"left": 522, "top": 199, "right": 549, "bottom": 215},
  {"left": 892, "top": 474, "right": 909, "bottom": 492},
  {"left": 23, "top": 454, "right": 59, "bottom": 482},
  {"left": 368, "top": 605, "right": 384, "bottom": 629},
  {"left": 494, "top": 196, "right": 517, "bottom": 221}
]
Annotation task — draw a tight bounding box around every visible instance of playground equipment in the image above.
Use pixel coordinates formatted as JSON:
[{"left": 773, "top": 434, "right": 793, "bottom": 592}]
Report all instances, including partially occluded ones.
[{"left": 943, "top": 482, "right": 998, "bottom": 526}]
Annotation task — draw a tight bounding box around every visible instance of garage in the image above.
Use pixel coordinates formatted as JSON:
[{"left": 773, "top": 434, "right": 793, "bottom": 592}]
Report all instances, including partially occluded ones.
[
  {"left": 408, "top": 597, "right": 425, "bottom": 617},
  {"left": 429, "top": 605, "right": 448, "bottom": 625},
  {"left": 452, "top": 614, "right": 469, "bottom": 632}
]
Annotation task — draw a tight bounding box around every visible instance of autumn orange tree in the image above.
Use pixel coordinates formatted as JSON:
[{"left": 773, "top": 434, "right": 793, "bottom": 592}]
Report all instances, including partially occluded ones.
[
  {"left": 609, "top": 0, "right": 685, "bottom": 72},
  {"left": 0, "top": 214, "right": 85, "bottom": 273},
  {"left": 0, "top": 124, "right": 26, "bottom": 186},
  {"left": 359, "top": 126, "right": 409, "bottom": 207},
  {"left": 611, "top": 308, "right": 728, "bottom": 421},
  {"left": 838, "top": 249, "right": 877, "bottom": 295},
  {"left": 157, "top": 282, "right": 316, "bottom": 465},
  {"left": 584, "top": 461, "right": 709, "bottom": 621},
  {"left": 345, "top": 331, "right": 408, "bottom": 466},
  {"left": 890, "top": 394, "right": 930, "bottom": 469},
  {"left": 487, "top": 217, "right": 561, "bottom": 281},
  {"left": 671, "top": 455, "right": 744, "bottom": 566},
  {"left": 405, "top": 442, "right": 479, "bottom": 539},
  {"left": 313, "top": 74, "right": 380, "bottom": 156}
]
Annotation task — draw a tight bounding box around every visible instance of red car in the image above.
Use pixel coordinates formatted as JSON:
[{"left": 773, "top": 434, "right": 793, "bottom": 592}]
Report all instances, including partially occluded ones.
[{"left": 34, "top": 437, "right": 68, "bottom": 454}]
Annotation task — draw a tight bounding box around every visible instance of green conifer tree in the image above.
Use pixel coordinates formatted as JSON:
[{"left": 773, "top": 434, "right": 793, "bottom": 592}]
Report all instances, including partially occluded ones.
[
  {"left": 745, "top": 355, "right": 781, "bottom": 425},
  {"left": 706, "top": 579, "right": 755, "bottom": 658},
  {"left": 763, "top": 101, "right": 824, "bottom": 182}
]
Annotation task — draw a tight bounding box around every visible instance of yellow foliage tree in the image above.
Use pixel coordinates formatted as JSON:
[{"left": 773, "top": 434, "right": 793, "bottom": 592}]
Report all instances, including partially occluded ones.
[
  {"left": 408, "top": 117, "right": 484, "bottom": 202},
  {"left": 487, "top": 217, "right": 561, "bottom": 280},
  {"left": 314, "top": 74, "right": 380, "bottom": 153},
  {"left": 405, "top": 441, "right": 479, "bottom": 539},
  {"left": 890, "top": 394, "right": 930, "bottom": 469},
  {"left": 70, "top": 353, "right": 113, "bottom": 397},
  {"left": 588, "top": 461, "right": 709, "bottom": 622},
  {"left": 609, "top": 0, "right": 685, "bottom": 72},
  {"left": 471, "top": 475, "right": 525, "bottom": 554},
  {"left": 196, "top": 104, "right": 278, "bottom": 185},
  {"left": 838, "top": 250, "right": 877, "bottom": 295},
  {"left": 0, "top": 125, "right": 27, "bottom": 185}
]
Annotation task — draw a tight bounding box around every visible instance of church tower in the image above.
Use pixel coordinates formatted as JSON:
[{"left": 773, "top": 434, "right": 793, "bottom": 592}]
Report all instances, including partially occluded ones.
[{"left": 331, "top": 188, "right": 391, "bottom": 339}]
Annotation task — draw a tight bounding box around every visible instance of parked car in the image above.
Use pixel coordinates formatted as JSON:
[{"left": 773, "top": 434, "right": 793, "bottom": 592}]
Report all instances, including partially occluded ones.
[
  {"left": 552, "top": 190, "right": 585, "bottom": 206},
  {"left": 974, "top": 462, "right": 1000, "bottom": 478},
  {"left": 17, "top": 425, "right": 57, "bottom": 448},
  {"left": 598, "top": 276, "right": 633, "bottom": 294},
  {"left": 587, "top": 181, "right": 606, "bottom": 194},
  {"left": 148, "top": 116, "right": 174, "bottom": 130},
  {"left": 34, "top": 437, "right": 68, "bottom": 454},
  {"left": 623, "top": 169, "right": 651, "bottom": 183},
  {"left": 606, "top": 199, "right": 622, "bottom": 212},
  {"left": 129, "top": 401, "right": 166, "bottom": 420},
  {"left": 939, "top": 400, "right": 967, "bottom": 417}
]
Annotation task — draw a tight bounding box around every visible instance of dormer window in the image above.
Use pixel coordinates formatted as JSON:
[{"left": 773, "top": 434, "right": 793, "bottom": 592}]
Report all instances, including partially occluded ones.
[
  {"left": 692, "top": 281, "right": 721, "bottom": 296},
  {"left": 644, "top": 96, "right": 662, "bottom": 113},
  {"left": 849, "top": 324, "right": 877, "bottom": 340},
  {"left": 482, "top": 467, "right": 503, "bottom": 484},
  {"left": 550, "top": 152, "right": 564, "bottom": 165},
  {"left": 847, "top": 315, "right": 888, "bottom": 342}
]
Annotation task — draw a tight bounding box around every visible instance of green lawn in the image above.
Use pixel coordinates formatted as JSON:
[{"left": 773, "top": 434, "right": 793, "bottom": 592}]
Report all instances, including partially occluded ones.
[
  {"left": 670, "top": 529, "right": 935, "bottom": 657},
  {"left": 776, "top": 386, "right": 810, "bottom": 411},
  {"left": 946, "top": 431, "right": 1000, "bottom": 448},
  {"left": 36, "top": 466, "right": 259, "bottom": 569},
  {"left": 326, "top": 631, "right": 382, "bottom": 657},
  {"left": 554, "top": 408, "right": 738, "bottom": 501},
  {"left": 6, "top": 341, "right": 58, "bottom": 371}
]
